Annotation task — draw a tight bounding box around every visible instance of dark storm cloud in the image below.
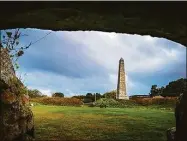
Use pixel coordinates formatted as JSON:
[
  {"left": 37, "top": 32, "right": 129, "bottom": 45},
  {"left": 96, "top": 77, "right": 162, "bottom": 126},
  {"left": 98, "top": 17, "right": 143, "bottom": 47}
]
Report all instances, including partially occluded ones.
[{"left": 18, "top": 29, "right": 108, "bottom": 79}]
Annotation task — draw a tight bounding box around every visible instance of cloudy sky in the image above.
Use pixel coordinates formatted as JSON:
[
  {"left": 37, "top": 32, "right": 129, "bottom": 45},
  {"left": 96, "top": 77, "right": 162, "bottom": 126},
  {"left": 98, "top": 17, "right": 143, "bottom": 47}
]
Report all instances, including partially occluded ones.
[{"left": 8, "top": 28, "right": 186, "bottom": 97}]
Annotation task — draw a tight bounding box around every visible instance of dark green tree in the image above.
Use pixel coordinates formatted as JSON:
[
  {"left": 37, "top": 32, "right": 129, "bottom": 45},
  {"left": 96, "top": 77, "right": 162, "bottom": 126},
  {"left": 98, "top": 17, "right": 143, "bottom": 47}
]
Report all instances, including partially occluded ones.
[
  {"left": 161, "top": 78, "right": 187, "bottom": 97},
  {"left": 52, "top": 92, "right": 64, "bottom": 98},
  {"left": 149, "top": 85, "right": 159, "bottom": 97},
  {"left": 28, "top": 89, "right": 43, "bottom": 98},
  {"left": 72, "top": 95, "right": 85, "bottom": 100},
  {"left": 158, "top": 86, "right": 165, "bottom": 95},
  {"left": 96, "top": 93, "right": 102, "bottom": 99},
  {"left": 85, "top": 93, "right": 94, "bottom": 102}
]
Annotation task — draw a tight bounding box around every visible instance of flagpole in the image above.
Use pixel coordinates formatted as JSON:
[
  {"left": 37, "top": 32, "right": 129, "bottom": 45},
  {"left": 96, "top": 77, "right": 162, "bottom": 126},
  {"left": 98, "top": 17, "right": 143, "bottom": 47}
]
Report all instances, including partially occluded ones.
[{"left": 95, "top": 93, "right": 96, "bottom": 102}]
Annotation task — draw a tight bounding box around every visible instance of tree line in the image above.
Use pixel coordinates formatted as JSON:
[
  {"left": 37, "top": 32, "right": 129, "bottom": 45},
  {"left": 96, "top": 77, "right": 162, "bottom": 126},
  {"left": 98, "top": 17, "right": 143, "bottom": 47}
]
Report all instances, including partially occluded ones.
[
  {"left": 28, "top": 90, "right": 65, "bottom": 98},
  {"left": 149, "top": 78, "right": 186, "bottom": 97},
  {"left": 27, "top": 90, "right": 114, "bottom": 103},
  {"left": 28, "top": 78, "right": 186, "bottom": 101}
]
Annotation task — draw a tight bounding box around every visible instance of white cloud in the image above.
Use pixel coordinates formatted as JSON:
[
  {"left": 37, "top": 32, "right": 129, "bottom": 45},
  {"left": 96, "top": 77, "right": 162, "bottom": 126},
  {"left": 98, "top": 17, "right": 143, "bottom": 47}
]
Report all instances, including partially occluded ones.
[
  {"left": 57, "top": 31, "right": 184, "bottom": 75},
  {"left": 38, "top": 89, "right": 52, "bottom": 96},
  {"left": 21, "top": 70, "right": 113, "bottom": 96},
  {"left": 26, "top": 85, "right": 53, "bottom": 97}
]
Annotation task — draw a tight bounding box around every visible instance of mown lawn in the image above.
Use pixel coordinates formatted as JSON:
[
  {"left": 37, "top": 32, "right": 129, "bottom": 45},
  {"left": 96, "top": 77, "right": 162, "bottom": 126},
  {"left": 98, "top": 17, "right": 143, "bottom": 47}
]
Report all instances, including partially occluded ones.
[{"left": 31, "top": 105, "right": 175, "bottom": 141}]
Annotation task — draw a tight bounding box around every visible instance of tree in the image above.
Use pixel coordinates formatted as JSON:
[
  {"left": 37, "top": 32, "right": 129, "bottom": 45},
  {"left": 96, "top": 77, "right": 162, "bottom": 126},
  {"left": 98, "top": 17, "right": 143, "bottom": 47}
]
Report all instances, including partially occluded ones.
[
  {"left": 71, "top": 93, "right": 102, "bottom": 103},
  {"left": 96, "top": 93, "right": 102, "bottom": 100},
  {"left": 161, "top": 78, "right": 187, "bottom": 97},
  {"left": 52, "top": 92, "right": 64, "bottom": 98},
  {"left": 72, "top": 95, "right": 85, "bottom": 100},
  {"left": 86, "top": 93, "right": 93, "bottom": 98},
  {"left": 85, "top": 93, "right": 94, "bottom": 102},
  {"left": 158, "top": 86, "right": 164, "bottom": 95},
  {"left": 28, "top": 89, "right": 44, "bottom": 98},
  {"left": 149, "top": 85, "right": 159, "bottom": 97},
  {"left": 149, "top": 78, "right": 186, "bottom": 97}
]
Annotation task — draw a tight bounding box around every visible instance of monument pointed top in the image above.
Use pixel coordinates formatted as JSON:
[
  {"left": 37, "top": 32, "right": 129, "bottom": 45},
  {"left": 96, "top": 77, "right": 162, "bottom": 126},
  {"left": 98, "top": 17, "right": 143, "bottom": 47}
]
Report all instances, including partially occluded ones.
[{"left": 120, "top": 57, "right": 124, "bottom": 61}]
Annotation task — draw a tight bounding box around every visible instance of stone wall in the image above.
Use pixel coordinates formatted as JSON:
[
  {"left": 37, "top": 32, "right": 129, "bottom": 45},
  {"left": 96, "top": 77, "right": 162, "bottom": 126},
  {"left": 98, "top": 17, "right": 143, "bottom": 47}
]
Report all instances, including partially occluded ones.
[{"left": 0, "top": 48, "right": 15, "bottom": 84}]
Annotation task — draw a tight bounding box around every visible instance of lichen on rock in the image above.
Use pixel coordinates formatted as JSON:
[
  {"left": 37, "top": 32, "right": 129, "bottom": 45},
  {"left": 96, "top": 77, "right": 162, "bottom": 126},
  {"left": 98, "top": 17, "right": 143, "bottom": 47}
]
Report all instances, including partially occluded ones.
[{"left": 0, "top": 78, "right": 35, "bottom": 141}]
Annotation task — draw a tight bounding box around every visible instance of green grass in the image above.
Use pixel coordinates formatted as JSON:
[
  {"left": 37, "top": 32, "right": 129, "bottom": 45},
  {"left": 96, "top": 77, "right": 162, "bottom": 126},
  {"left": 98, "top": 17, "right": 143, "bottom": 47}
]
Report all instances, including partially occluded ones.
[{"left": 31, "top": 105, "right": 175, "bottom": 140}]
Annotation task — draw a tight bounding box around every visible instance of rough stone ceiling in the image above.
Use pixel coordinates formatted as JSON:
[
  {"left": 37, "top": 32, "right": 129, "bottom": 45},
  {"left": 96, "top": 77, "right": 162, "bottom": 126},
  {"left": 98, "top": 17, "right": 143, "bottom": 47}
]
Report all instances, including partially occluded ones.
[{"left": 0, "top": 2, "right": 187, "bottom": 46}]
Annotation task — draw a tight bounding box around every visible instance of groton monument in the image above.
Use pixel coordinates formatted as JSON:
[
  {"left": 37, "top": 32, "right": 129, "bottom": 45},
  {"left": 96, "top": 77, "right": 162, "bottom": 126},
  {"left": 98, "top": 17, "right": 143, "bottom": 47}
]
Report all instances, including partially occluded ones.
[{"left": 116, "top": 58, "right": 129, "bottom": 100}]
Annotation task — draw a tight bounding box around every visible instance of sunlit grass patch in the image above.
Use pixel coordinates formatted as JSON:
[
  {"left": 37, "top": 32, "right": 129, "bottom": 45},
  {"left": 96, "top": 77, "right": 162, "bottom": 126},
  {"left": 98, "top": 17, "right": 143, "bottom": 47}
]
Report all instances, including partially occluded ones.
[{"left": 32, "top": 105, "right": 175, "bottom": 140}]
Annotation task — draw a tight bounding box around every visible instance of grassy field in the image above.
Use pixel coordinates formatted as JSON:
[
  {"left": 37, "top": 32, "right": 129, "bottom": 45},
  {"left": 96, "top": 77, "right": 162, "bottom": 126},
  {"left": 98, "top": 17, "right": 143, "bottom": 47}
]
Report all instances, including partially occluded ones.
[{"left": 31, "top": 105, "right": 175, "bottom": 141}]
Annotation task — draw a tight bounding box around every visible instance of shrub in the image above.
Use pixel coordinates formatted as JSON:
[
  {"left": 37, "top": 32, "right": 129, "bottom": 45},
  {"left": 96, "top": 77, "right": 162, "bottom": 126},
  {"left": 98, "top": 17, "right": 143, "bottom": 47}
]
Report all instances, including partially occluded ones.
[
  {"left": 131, "top": 97, "right": 178, "bottom": 107},
  {"left": 100, "top": 103, "right": 107, "bottom": 108},
  {"left": 83, "top": 98, "right": 93, "bottom": 103},
  {"left": 0, "top": 77, "right": 29, "bottom": 105},
  {"left": 103, "top": 90, "right": 117, "bottom": 99},
  {"left": 30, "top": 97, "right": 83, "bottom": 106},
  {"left": 95, "top": 97, "right": 177, "bottom": 109},
  {"left": 116, "top": 99, "right": 139, "bottom": 107},
  {"left": 95, "top": 98, "right": 123, "bottom": 108}
]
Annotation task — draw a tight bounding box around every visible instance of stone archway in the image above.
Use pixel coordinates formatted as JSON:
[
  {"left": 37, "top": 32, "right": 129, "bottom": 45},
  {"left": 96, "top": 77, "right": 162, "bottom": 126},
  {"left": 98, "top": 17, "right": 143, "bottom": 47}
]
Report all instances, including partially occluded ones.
[
  {"left": 0, "top": 2, "right": 186, "bottom": 141},
  {"left": 0, "top": 2, "right": 187, "bottom": 46}
]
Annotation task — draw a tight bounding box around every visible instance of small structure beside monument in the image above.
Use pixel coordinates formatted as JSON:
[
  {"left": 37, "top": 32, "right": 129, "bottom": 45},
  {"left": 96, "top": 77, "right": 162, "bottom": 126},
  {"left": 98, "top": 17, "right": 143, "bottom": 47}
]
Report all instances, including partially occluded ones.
[{"left": 116, "top": 58, "right": 129, "bottom": 100}]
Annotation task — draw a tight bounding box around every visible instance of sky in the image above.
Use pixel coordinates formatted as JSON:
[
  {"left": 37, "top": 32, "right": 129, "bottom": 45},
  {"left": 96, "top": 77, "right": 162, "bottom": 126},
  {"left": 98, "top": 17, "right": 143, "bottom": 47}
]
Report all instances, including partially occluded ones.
[{"left": 5, "top": 28, "right": 186, "bottom": 97}]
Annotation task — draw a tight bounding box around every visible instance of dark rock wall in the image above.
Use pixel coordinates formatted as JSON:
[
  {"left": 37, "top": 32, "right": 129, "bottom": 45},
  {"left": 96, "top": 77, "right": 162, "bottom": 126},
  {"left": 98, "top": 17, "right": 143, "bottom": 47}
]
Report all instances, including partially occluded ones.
[
  {"left": 0, "top": 2, "right": 187, "bottom": 46},
  {"left": 167, "top": 91, "right": 187, "bottom": 141},
  {"left": 0, "top": 49, "right": 34, "bottom": 141},
  {"left": 0, "top": 78, "right": 35, "bottom": 141},
  {"left": 175, "top": 92, "right": 187, "bottom": 141}
]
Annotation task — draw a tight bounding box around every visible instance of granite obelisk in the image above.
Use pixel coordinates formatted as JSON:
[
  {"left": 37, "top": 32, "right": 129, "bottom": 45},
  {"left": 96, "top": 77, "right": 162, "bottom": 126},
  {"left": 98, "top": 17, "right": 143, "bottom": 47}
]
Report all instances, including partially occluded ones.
[{"left": 116, "top": 58, "right": 129, "bottom": 100}]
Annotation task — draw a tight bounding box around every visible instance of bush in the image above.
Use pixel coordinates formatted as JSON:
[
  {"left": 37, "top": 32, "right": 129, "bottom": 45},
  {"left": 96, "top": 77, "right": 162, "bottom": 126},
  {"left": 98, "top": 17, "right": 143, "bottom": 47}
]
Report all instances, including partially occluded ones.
[
  {"left": 95, "top": 98, "right": 123, "bottom": 108},
  {"left": 95, "top": 98, "right": 139, "bottom": 108},
  {"left": 0, "top": 77, "right": 29, "bottom": 105},
  {"left": 131, "top": 97, "right": 178, "bottom": 107},
  {"left": 103, "top": 90, "right": 116, "bottom": 99},
  {"left": 83, "top": 98, "right": 93, "bottom": 103},
  {"left": 95, "top": 97, "right": 177, "bottom": 109},
  {"left": 30, "top": 97, "right": 83, "bottom": 106},
  {"left": 99, "top": 103, "right": 107, "bottom": 108},
  {"left": 116, "top": 99, "right": 139, "bottom": 107}
]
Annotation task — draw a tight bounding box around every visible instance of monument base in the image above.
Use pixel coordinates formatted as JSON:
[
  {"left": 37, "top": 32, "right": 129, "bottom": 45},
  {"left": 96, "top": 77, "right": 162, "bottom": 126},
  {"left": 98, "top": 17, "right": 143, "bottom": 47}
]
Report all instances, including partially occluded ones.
[{"left": 117, "top": 95, "right": 129, "bottom": 100}]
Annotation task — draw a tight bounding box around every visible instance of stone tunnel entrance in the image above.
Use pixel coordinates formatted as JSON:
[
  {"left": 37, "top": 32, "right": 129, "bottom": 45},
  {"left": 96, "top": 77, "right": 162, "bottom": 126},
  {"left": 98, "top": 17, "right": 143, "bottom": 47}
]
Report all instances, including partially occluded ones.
[{"left": 0, "top": 2, "right": 186, "bottom": 141}]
